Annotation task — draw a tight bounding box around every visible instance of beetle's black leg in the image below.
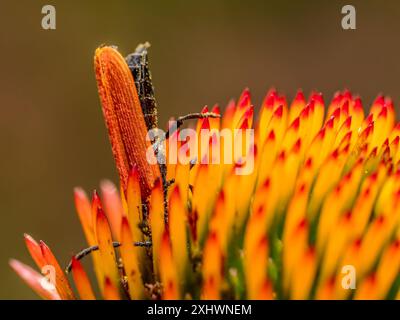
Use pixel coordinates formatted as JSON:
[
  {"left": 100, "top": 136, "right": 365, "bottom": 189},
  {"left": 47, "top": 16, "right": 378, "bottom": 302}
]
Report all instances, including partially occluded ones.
[
  {"left": 65, "top": 241, "right": 152, "bottom": 274},
  {"left": 165, "top": 178, "right": 175, "bottom": 188}
]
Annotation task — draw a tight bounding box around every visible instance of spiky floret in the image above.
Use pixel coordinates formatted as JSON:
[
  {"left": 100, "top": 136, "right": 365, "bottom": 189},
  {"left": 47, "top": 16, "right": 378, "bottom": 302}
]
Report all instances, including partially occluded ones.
[{"left": 11, "top": 47, "right": 400, "bottom": 300}]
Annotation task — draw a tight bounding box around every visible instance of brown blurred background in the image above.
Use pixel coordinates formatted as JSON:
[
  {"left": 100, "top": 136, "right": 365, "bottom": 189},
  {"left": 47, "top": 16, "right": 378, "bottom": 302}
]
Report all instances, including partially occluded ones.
[{"left": 1, "top": 0, "right": 400, "bottom": 299}]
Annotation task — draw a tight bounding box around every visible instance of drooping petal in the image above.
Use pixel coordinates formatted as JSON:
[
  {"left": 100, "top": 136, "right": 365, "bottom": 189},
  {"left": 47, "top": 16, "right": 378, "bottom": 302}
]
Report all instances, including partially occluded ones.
[
  {"left": 23, "top": 234, "right": 46, "bottom": 269},
  {"left": 39, "top": 240, "right": 75, "bottom": 300},
  {"left": 10, "top": 259, "right": 61, "bottom": 300}
]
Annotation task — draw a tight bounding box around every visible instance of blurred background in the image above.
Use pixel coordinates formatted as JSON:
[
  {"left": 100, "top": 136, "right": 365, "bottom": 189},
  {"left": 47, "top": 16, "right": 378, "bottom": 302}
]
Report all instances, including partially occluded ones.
[{"left": 1, "top": 0, "right": 400, "bottom": 299}]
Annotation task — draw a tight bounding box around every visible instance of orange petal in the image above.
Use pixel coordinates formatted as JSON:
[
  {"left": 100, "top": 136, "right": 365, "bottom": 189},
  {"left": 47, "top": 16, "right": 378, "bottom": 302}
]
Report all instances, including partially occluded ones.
[
  {"left": 283, "top": 219, "right": 308, "bottom": 295},
  {"left": 39, "top": 240, "right": 75, "bottom": 300},
  {"left": 289, "top": 90, "right": 306, "bottom": 123},
  {"left": 87, "top": 191, "right": 106, "bottom": 291},
  {"left": 222, "top": 99, "right": 236, "bottom": 129},
  {"left": 201, "top": 231, "right": 223, "bottom": 299},
  {"left": 173, "top": 161, "right": 190, "bottom": 211},
  {"left": 169, "top": 185, "right": 189, "bottom": 280},
  {"left": 256, "top": 280, "right": 274, "bottom": 300},
  {"left": 354, "top": 274, "right": 378, "bottom": 300},
  {"left": 74, "top": 187, "right": 95, "bottom": 246},
  {"left": 120, "top": 217, "right": 144, "bottom": 299},
  {"left": 290, "top": 247, "right": 317, "bottom": 300},
  {"left": 103, "top": 277, "right": 121, "bottom": 300},
  {"left": 94, "top": 46, "right": 160, "bottom": 198},
  {"left": 71, "top": 257, "right": 96, "bottom": 300},
  {"left": 149, "top": 179, "right": 165, "bottom": 276},
  {"left": 126, "top": 166, "right": 143, "bottom": 242},
  {"left": 245, "top": 235, "right": 269, "bottom": 299},
  {"left": 24, "top": 234, "right": 46, "bottom": 269},
  {"left": 316, "top": 277, "right": 336, "bottom": 300},
  {"left": 95, "top": 207, "right": 119, "bottom": 291},
  {"left": 101, "top": 179, "right": 124, "bottom": 241},
  {"left": 209, "top": 190, "right": 233, "bottom": 254},
  {"left": 159, "top": 231, "right": 179, "bottom": 299},
  {"left": 375, "top": 239, "right": 400, "bottom": 298}
]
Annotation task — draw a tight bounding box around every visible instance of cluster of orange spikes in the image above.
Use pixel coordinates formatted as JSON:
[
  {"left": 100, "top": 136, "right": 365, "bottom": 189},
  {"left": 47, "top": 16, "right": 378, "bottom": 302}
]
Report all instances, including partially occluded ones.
[{"left": 11, "top": 47, "right": 400, "bottom": 300}]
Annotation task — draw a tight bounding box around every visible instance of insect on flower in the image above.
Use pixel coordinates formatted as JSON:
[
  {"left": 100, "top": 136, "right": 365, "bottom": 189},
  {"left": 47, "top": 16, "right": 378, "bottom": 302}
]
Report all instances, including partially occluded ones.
[
  {"left": 125, "top": 43, "right": 220, "bottom": 219},
  {"left": 10, "top": 44, "right": 400, "bottom": 300},
  {"left": 65, "top": 44, "right": 220, "bottom": 271}
]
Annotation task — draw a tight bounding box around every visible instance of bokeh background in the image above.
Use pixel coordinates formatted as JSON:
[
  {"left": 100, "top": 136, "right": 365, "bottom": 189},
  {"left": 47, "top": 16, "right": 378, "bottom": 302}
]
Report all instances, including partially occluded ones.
[{"left": 1, "top": 0, "right": 400, "bottom": 299}]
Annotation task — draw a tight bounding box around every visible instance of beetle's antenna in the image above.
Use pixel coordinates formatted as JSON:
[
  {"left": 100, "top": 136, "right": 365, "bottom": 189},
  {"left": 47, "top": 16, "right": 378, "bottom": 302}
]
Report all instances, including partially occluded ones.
[{"left": 65, "top": 241, "right": 152, "bottom": 274}]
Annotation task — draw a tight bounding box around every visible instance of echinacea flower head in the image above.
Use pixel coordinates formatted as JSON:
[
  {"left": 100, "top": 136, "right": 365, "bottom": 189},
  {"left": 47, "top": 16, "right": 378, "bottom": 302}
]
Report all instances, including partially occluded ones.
[{"left": 11, "top": 46, "right": 400, "bottom": 300}]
